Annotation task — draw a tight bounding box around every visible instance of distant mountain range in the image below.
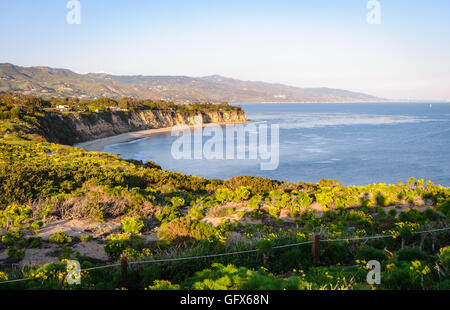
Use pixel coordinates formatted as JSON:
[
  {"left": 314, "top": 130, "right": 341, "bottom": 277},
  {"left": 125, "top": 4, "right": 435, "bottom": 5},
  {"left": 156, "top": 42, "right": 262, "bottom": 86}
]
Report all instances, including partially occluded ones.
[{"left": 0, "top": 63, "right": 383, "bottom": 103}]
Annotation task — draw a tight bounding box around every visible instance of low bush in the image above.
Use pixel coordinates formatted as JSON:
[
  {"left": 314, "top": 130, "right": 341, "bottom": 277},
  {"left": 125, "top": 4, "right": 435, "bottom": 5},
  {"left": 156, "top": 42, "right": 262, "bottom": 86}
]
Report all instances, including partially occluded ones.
[
  {"left": 440, "top": 246, "right": 450, "bottom": 270},
  {"left": 7, "top": 247, "right": 25, "bottom": 261},
  {"left": 397, "top": 247, "right": 432, "bottom": 262},
  {"left": 158, "top": 217, "right": 216, "bottom": 243},
  {"left": 104, "top": 234, "right": 144, "bottom": 260},
  {"left": 49, "top": 232, "right": 72, "bottom": 244},
  {"left": 182, "top": 263, "right": 308, "bottom": 290},
  {"left": 356, "top": 246, "right": 387, "bottom": 262},
  {"left": 121, "top": 217, "right": 144, "bottom": 234}
]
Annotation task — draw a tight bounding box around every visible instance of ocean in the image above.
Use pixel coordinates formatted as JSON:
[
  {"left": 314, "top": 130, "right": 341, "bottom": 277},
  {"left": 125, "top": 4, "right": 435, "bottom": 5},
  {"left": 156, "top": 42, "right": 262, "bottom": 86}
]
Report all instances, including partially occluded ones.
[{"left": 103, "top": 102, "right": 450, "bottom": 186}]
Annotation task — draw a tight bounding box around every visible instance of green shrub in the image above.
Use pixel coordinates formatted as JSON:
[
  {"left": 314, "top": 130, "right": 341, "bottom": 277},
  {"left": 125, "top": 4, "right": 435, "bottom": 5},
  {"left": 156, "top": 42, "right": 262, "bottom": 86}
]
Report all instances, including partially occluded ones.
[
  {"left": 215, "top": 188, "right": 233, "bottom": 203},
  {"left": 249, "top": 196, "right": 261, "bottom": 210},
  {"left": 436, "top": 198, "right": 450, "bottom": 215},
  {"left": 422, "top": 208, "right": 441, "bottom": 221},
  {"left": 104, "top": 239, "right": 127, "bottom": 259},
  {"left": 58, "top": 246, "right": 73, "bottom": 260},
  {"left": 1, "top": 230, "right": 21, "bottom": 246},
  {"left": 376, "top": 194, "right": 392, "bottom": 207},
  {"left": 397, "top": 247, "right": 430, "bottom": 262},
  {"left": 49, "top": 232, "right": 72, "bottom": 244},
  {"left": 104, "top": 234, "right": 144, "bottom": 260},
  {"left": 233, "top": 186, "right": 251, "bottom": 202},
  {"left": 324, "top": 242, "right": 353, "bottom": 265},
  {"left": 121, "top": 217, "right": 144, "bottom": 234},
  {"left": 440, "top": 279, "right": 450, "bottom": 290},
  {"left": 27, "top": 237, "right": 41, "bottom": 248},
  {"left": 388, "top": 209, "right": 397, "bottom": 217},
  {"left": 7, "top": 247, "right": 25, "bottom": 261},
  {"left": 171, "top": 197, "right": 185, "bottom": 208},
  {"left": 223, "top": 176, "right": 279, "bottom": 194},
  {"left": 252, "top": 210, "right": 264, "bottom": 220},
  {"left": 0, "top": 204, "right": 32, "bottom": 230},
  {"left": 256, "top": 239, "right": 273, "bottom": 255},
  {"left": 157, "top": 217, "right": 216, "bottom": 243},
  {"left": 439, "top": 246, "right": 450, "bottom": 270},
  {"left": 80, "top": 235, "right": 93, "bottom": 242},
  {"left": 188, "top": 206, "right": 205, "bottom": 220},
  {"left": 274, "top": 246, "right": 314, "bottom": 271},
  {"left": 146, "top": 280, "right": 180, "bottom": 290},
  {"left": 293, "top": 192, "right": 313, "bottom": 208},
  {"left": 357, "top": 246, "right": 387, "bottom": 262},
  {"left": 31, "top": 220, "right": 43, "bottom": 234},
  {"left": 381, "top": 261, "right": 414, "bottom": 290},
  {"left": 122, "top": 247, "right": 143, "bottom": 259},
  {"left": 182, "top": 263, "right": 307, "bottom": 290},
  {"left": 268, "top": 206, "right": 279, "bottom": 218},
  {"left": 398, "top": 209, "right": 422, "bottom": 223}
]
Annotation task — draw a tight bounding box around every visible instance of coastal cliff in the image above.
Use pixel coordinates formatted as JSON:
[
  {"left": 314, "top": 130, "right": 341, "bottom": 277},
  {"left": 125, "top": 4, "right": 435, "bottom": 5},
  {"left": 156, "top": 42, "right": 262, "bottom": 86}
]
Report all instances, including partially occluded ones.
[
  {"left": 66, "top": 109, "right": 247, "bottom": 143},
  {"left": 0, "top": 93, "right": 247, "bottom": 145}
]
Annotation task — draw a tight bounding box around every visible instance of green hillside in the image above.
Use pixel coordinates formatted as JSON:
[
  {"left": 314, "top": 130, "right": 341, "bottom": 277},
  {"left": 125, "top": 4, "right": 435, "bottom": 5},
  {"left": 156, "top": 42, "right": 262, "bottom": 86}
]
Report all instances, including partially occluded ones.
[{"left": 0, "top": 63, "right": 383, "bottom": 103}]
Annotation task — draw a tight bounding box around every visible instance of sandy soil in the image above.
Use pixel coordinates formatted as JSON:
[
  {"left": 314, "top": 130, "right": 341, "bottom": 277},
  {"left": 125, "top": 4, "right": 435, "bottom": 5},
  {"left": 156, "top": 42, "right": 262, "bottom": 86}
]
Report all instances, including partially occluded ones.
[
  {"left": 74, "top": 121, "right": 248, "bottom": 152},
  {"left": 35, "top": 219, "right": 121, "bottom": 240},
  {"left": 142, "top": 233, "right": 160, "bottom": 243},
  {"left": 36, "top": 219, "right": 93, "bottom": 239},
  {"left": 0, "top": 241, "right": 110, "bottom": 268},
  {"left": 16, "top": 248, "right": 59, "bottom": 268},
  {"left": 72, "top": 242, "right": 109, "bottom": 261},
  {"left": 5, "top": 220, "right": 158, "bottom": 267}
]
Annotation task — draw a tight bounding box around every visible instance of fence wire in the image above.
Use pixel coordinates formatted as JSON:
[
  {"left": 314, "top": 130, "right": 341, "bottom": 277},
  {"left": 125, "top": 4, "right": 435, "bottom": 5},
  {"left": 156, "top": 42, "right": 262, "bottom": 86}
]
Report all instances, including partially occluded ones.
[{"left": 0, "top": 226, "right": 448, "bottom": 285}]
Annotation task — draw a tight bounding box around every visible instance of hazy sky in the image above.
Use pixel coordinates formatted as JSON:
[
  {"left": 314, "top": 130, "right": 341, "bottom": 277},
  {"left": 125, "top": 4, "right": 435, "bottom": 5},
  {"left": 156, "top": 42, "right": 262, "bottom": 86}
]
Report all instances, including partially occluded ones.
[{"left": 1, "top": 0, "right": 449, "bottom": 100}]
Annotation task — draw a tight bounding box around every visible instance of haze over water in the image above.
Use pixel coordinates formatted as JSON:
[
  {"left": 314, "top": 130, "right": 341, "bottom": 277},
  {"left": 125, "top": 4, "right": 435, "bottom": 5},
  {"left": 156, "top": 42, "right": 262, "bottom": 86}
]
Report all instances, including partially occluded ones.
[{"left": 104, "top": 103, "right": 450, "bottom": 186}]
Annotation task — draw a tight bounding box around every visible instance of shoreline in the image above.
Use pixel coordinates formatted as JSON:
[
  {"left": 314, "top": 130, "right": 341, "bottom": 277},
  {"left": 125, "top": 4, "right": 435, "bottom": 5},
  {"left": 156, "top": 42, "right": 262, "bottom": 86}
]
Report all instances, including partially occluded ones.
[{"left": 73, "top": 121, "right": 248, "bottom": 152}]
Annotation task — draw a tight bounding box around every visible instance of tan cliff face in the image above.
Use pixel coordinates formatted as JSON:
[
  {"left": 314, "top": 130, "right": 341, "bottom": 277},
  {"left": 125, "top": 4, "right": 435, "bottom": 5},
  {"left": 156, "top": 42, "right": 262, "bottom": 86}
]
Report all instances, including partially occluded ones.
[{"left": 67, "top": 109, "right": 247, "bottom": 142}]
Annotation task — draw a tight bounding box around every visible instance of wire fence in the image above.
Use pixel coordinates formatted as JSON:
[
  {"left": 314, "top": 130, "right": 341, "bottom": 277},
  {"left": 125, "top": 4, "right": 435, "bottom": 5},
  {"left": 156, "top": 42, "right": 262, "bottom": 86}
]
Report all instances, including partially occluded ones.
[{"left": 0, "top": 226, "right": 449, "bottom": 285}]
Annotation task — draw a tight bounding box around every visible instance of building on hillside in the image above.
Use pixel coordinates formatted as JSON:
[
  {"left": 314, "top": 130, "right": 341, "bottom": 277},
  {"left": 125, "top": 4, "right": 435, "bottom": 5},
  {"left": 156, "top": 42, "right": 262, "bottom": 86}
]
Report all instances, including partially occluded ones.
[
  {"left": 108, "top": 106, "right": 126, "bottom": 112},
  {"left": 55, "top": 105, "right": 72, "bottom": 111}
]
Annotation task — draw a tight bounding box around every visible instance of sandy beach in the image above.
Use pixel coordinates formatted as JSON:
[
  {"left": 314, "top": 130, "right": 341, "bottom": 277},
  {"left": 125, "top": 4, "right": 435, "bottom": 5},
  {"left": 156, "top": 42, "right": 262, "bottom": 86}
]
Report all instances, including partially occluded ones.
[{"left": 74, "top": 121, "right": 248, "bottom": 152}]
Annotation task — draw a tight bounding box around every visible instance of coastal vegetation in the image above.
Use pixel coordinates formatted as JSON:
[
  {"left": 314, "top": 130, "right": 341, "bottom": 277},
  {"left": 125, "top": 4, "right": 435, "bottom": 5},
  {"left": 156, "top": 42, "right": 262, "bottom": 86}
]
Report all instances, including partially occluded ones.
[
  {"left": 0, "top": 93, "right": 245, "bottom": 145},
  {"left": 0, "top": 95, "right": 448, "bottom": 290}
]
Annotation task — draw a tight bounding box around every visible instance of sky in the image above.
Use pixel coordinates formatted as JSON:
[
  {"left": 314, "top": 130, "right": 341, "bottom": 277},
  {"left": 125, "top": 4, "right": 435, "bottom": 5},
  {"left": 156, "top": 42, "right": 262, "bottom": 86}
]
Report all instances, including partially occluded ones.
[{"left": 0, "top": 0, "right": 449, "bottom": 100}]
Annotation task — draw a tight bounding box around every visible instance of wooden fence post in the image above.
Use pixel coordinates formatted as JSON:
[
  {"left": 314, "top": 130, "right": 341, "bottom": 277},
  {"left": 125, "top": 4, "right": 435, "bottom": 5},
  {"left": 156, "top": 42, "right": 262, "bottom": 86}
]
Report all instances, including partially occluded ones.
[
  {"left": 312, "top": 233, "right": 320, "bottom": 264},
  {"left": 432, "top": 232, "right": 437, "bottom": 252},
  {"left": 419, "top": 233, "right": 427, "bottom": 250},
  {"left": 120, "top": 254, "right": 128, "bottom": 288},
  {"left": 263, "top": 253, "right": 269, "bottom": 266}
]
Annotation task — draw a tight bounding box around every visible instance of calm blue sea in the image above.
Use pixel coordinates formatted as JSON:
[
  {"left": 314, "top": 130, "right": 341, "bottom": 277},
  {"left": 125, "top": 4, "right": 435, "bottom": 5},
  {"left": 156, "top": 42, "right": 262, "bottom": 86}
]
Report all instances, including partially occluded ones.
[{"left": 104, "top": 103, "right": 450, "bottom": 186}]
